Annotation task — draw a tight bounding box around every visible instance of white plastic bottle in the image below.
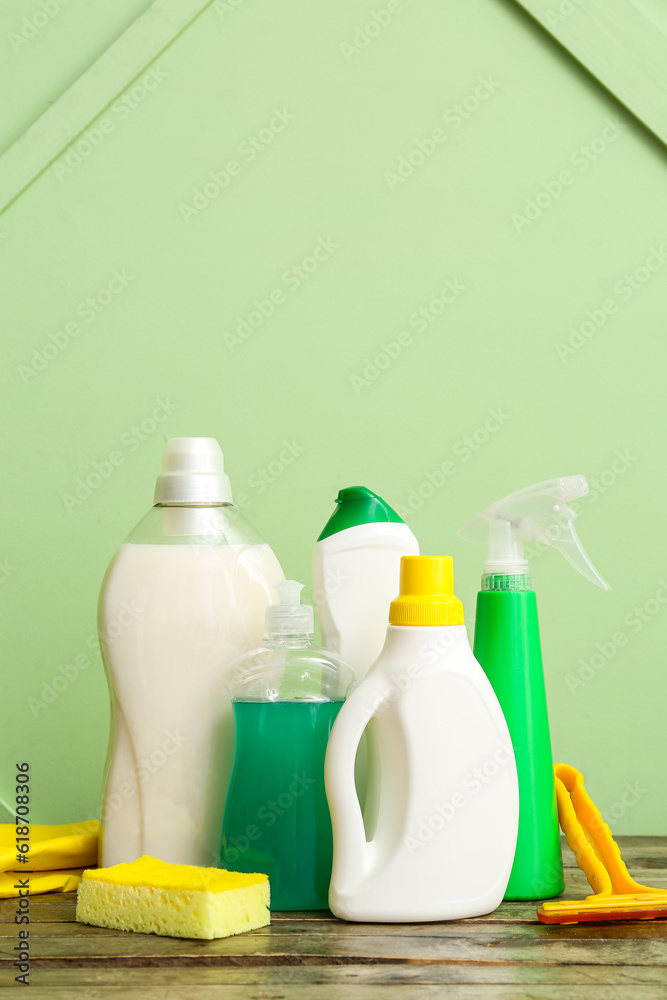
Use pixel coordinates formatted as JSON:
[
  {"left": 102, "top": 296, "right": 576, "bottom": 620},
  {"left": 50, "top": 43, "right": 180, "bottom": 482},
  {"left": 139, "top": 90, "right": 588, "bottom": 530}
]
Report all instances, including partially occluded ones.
[
  {"left": 325, "top": 556, "right": 519, "bottom": 922},
  {"left": 98, "top": 438, "right": 284, "bottom": 868},
  {"left": 312, "top": 487, "right": 419, "bottom": 680},
  {"left": 313, "top": 486, "right": 419, "bottom": 834}
]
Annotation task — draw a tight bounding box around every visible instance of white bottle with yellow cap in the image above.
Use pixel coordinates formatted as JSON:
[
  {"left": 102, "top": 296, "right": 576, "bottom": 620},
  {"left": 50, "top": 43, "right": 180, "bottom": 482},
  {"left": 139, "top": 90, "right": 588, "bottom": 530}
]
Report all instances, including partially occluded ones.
[{"left": 324, "top": 555, "right": 519, "bottom": 922}]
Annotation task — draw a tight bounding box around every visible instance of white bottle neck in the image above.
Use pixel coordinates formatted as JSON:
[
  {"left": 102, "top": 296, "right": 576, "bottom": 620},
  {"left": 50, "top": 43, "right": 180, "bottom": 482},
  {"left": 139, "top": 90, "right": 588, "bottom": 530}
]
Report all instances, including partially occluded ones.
[{"left": 370, "top": 623, "right": 470, "bottom": 680}]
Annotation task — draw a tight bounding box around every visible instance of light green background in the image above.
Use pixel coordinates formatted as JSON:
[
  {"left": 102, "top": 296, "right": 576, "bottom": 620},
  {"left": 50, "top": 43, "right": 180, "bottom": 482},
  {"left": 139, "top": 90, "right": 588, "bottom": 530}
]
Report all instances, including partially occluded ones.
[{"left": 1, "top": 0, "right": 665, "bottom": 833}]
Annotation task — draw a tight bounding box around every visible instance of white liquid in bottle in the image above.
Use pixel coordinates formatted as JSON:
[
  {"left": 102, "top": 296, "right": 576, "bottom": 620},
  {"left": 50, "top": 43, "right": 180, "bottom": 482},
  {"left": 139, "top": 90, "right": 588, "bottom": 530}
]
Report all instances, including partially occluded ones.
[{"left": 98, "top": 439, "right": 284, "bottom": 867}]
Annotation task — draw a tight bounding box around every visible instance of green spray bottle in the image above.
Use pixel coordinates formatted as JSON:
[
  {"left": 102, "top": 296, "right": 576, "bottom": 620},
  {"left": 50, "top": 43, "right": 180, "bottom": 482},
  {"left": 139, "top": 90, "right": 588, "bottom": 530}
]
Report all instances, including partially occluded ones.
[{"left": 459, "top": 476, "right": 610, "bottom": 900}]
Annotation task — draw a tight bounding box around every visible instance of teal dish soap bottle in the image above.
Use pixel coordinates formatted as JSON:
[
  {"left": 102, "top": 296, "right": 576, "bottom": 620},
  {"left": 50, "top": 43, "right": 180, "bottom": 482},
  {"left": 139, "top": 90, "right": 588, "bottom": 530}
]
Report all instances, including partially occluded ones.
[{"left": 220, "top": 581, "right": 355, "bottom": 910}]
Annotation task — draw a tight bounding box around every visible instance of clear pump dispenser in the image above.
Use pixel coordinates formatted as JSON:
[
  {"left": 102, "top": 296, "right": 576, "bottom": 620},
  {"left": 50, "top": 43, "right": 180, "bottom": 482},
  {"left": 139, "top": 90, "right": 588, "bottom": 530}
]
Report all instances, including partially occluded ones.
[{"left": 220, "top": 581, "right": 354, "bottom": 910}]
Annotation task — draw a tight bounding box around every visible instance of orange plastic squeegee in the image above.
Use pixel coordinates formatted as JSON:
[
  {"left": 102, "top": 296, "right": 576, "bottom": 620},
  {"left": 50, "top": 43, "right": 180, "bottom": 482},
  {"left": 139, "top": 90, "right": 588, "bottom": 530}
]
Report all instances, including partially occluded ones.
[{"left": 537, "top": 763, "right": 667, "bottom": 925}]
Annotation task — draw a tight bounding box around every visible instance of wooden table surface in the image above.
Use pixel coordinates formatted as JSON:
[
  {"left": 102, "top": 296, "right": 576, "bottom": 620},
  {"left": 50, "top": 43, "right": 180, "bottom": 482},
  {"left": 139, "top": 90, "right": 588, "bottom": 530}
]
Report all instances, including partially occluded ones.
[{"left": 1, "top": 837, "right": 665, "bottom": 998}]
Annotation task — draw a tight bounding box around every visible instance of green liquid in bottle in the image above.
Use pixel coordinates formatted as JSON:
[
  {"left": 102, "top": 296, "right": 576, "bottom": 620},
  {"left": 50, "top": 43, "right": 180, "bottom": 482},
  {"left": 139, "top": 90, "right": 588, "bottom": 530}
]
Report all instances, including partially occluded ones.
[
  {"left": 474, "top": 588, "right": 564, "bottom": 900},
  {"left": 220, "top": 700, "right": 343, "bottom": 910}
]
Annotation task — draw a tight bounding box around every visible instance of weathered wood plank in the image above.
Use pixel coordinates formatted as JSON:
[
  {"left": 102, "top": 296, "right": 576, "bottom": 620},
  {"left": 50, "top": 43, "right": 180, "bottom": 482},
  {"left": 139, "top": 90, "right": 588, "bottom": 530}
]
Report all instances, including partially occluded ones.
[
  {"left": 3, "top": 963, "right": 667, "bottom": 987},
  {"left": 0, "top": 837, "right": 659, "bottom": 923},
  {"left": 0, "top": 898, "right": 541, "bottom": 926},
  {"left": 2, "top": 918, "right": 667, "bottom": 943},
  {"left": 2, "top": 868, "right": 665, "bottom": 925},
  {"left": 1, "top": 984, "right": 666, "bottom": 1000},
  {"left": 607, "top": 846, "right": 667, "bottom": 871},
  {"left": 1, "top": 924, "right": 666, "bottom": 965},
  {"left": 3, "top": 872, "right": 666, "bottom": 927},
  {"left": 0, "top": 835, "right": 662, "bottom": 993},
  {"left": 561, "top": 837, "right": 667, "bottom": 869},
  {"left": 0, "top": 900, "right": 76, "bottom": 923}
]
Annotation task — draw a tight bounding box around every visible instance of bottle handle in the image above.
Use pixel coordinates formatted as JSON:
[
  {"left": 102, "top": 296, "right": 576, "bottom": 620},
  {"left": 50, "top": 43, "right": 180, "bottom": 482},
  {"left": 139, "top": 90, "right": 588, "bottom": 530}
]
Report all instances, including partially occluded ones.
[{"left": 325, "top": 675, "right": 386, "bottom": 893}]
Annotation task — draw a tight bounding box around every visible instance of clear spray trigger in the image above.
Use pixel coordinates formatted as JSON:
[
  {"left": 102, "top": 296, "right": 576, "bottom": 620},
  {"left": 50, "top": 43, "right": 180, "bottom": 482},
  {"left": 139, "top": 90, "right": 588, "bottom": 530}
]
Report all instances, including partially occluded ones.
[
  {"left": 459, "top": 476, "right": 610, "bottom": 591},
  {"left": 545, "top": 512, "right": 610, "bottom": 590}
]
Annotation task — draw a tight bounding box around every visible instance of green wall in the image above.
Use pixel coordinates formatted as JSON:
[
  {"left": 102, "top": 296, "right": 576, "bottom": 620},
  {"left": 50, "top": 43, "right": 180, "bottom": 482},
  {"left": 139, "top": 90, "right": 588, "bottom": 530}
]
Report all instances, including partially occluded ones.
[{"left": 1, "top": 0, "right": 665, "bottom": 833}]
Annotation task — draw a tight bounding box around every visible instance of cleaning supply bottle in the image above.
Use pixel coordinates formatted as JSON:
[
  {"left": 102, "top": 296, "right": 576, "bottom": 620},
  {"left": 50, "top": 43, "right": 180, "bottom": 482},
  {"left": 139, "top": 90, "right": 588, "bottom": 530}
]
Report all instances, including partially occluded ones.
[
  {"left": 220, "top": 581, "right": 354, "bottom": 910},
  {"left": 325, "top": 556, "right": 519, "bottom": 922},
  {"left": 313, "top": 486, "right": 419, "bottom": 834},
  {"left": 98, "top": 437, "right": 284, "bottom": 869},
  {"left": 313, "top": 486, "right": 419, "bottom": 678},
  {"left": 459, "top": 475, "right": 610, "bottom": 900}
]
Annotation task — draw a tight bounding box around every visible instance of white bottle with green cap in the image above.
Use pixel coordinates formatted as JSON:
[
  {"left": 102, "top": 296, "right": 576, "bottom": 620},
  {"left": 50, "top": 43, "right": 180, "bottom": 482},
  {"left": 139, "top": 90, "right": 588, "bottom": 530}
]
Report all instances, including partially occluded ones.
[
  {"left": 312, "top": 486, "right": 419, "bottom": 679},
  {"left": 313, "top": 487, "right": 419, "bottom": 832}
]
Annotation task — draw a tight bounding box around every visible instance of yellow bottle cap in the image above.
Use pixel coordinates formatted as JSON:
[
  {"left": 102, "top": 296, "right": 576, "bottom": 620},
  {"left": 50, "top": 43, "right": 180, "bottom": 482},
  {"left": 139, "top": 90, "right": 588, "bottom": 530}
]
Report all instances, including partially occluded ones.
[{"left": 389, "top": 555, "right": 465, "bottom": 626}]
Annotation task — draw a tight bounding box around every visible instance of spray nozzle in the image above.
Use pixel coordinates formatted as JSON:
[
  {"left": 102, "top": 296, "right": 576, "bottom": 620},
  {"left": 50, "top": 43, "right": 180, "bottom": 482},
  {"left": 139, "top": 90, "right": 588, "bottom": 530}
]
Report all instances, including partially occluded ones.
[
  {"left": 265, "top": 580, "right": 315, "bottom": 636},
  {"left": 459, "top": 476, "right": 610, "bottom": 591},
  {"left": 557, "top": 474, "right": 589, "bottom": 502}
]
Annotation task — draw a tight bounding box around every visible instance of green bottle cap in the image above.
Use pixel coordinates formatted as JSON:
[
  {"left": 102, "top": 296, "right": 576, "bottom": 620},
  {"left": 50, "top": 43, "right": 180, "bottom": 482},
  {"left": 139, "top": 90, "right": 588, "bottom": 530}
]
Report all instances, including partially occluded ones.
[{"left": 317, "top": 486, "right": 405, "bottom": 541}]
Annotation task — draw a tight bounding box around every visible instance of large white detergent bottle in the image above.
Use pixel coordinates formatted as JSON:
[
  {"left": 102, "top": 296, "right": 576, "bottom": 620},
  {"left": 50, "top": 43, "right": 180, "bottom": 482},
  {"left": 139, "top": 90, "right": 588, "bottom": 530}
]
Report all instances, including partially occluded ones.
[
  {"left": 325, "top": 556, "right": 519, "bottom": 922},
  {"left": 312, "top": 486, "right": 419, "bottom": 680},
  {"left": 98, "top": 437, "right": 284, "bottom": 869}
]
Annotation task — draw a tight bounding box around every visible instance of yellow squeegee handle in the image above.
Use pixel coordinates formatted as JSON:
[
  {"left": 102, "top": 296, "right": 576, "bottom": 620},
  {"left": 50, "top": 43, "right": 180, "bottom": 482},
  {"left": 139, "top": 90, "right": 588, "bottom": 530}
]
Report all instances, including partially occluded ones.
[{"left": 554, "top": 763, "right": 654, "bottom": 897}]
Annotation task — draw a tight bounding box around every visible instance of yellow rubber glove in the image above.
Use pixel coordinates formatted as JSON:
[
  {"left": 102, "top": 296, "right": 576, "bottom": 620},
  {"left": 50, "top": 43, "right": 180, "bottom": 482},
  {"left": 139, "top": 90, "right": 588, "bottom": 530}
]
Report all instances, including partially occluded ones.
[{"left": 0, "top": 820, "right": 99, "bottom": 898}]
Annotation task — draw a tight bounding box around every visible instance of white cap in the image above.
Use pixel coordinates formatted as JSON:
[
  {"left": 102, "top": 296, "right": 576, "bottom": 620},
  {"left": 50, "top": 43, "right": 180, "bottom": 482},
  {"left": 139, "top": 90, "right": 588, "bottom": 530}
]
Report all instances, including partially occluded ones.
[
  {"left": 153, "top": 438, "right": 233, "bottom": 505},
  {"left": 265, "top": 581, "right": 314, "bottom": 636}
]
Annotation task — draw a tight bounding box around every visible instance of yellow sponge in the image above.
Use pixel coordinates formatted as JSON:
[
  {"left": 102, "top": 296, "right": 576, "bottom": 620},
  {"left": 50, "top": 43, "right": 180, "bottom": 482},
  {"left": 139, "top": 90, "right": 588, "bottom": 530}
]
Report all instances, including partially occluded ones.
[{"left": 76, "top": 856, "right": 270, "bottom": 940}]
